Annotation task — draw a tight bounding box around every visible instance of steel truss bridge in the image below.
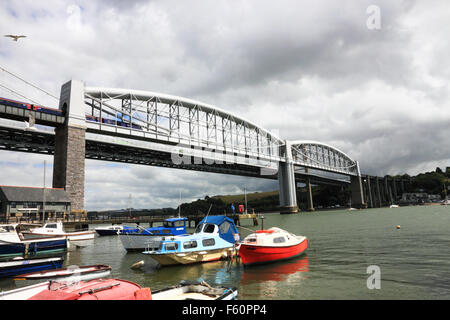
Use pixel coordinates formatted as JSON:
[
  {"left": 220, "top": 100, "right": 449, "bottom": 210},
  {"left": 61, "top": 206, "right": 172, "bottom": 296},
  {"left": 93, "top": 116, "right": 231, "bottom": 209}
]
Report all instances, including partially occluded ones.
[{"left": 0, "top": 79, "right": 368, "bottom": 213}]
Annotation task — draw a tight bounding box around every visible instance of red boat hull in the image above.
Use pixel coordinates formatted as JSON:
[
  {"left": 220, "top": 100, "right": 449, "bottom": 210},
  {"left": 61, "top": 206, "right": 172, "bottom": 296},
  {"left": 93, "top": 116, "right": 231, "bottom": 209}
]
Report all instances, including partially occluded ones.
[
  {"left": 239, "top": 238, "right": 307, "bottom": 266},
  {"left": 28, "top": 278, "right": 151, "bottom": 300}
]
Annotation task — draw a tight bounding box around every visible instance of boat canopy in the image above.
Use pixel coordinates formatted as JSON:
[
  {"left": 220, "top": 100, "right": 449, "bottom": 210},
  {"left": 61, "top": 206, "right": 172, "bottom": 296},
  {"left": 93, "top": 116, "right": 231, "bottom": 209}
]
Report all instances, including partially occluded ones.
[
  {"left": 198, "top": 215, "right": 239, "bottom": 244},
  {"left": 165, "top": 217, "right": 188, "bottom": 222}
]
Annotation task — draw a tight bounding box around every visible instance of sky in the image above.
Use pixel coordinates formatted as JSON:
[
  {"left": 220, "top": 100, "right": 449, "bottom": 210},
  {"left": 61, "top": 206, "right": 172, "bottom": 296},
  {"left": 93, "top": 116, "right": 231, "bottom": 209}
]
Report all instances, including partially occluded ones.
[{"left": 0, "top": 0, "right": 449, "bottom": 210}]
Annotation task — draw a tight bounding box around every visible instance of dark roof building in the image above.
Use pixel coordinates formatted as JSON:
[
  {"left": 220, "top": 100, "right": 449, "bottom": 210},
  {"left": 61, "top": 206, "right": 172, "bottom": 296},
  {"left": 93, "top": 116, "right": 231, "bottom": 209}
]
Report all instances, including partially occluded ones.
[{"left": 0, "top": 185, "right": 71, "bottom": 222}]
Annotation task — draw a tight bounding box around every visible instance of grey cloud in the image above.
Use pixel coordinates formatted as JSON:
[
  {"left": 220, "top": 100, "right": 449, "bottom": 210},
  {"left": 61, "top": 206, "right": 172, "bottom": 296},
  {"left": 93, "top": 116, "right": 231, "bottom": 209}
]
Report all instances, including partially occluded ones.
[{"left": 0, "top": 0, "right": 449, "bottom": 211}]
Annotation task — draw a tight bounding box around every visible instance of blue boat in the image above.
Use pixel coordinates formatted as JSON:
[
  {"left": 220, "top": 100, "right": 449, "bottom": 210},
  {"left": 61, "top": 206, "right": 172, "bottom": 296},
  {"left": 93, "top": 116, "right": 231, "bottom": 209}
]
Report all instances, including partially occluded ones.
[
  {"left": 0, "top": 256, "right": 64, "bottom": 278},
  {"left": 119, "top": 217, "right": 189, "bottom": 252},
  {"left": 142, "top": 215, "right": 240, "bottom": 266},
  {"left": 0, "top": 224, "right": 68, "bottom": 259}
]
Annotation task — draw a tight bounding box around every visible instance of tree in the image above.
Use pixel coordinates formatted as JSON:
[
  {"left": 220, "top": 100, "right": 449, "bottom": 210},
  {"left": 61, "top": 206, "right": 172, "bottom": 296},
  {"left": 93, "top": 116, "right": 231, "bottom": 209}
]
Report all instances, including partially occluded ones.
[{"left": 436, "top": 167, "right": 443, "bottom": 174}]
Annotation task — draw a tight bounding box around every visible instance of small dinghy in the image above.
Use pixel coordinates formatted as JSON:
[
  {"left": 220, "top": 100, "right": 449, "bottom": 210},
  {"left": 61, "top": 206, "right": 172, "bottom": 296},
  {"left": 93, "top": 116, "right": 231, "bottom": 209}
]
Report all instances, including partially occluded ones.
[
  {"left": 14, "top": 264, "right": 112, "bottom": 281},
  {"left": 151, "top": 280, "right": 238, "bottom": 300},
  {"left": 239, "top": 227, "right": 307, "bottom": 266},
  {"left": 0, "top": 256, "right": 64, "bottom": 278}
]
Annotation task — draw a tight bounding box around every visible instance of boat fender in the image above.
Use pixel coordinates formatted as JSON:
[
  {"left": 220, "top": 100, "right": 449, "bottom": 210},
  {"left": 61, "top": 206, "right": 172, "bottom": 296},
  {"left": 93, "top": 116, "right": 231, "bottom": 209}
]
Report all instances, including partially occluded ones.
[
  {"left": 131, "top": 260, "right": 145, "bottom": 270},
  {"left": 134, "top": 287, "right": 151, "bottom": 300}
]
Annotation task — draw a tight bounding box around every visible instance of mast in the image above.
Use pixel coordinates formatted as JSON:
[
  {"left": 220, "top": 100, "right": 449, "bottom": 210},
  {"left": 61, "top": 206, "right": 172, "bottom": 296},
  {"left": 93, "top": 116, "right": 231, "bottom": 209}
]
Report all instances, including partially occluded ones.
[
  {"left": 178, "top": 190, "right": 181, "bottom": 218},
  {"left": 42, "top": 160, "right": 46, "bottom": 223},
  {"left": 128, "top": 194, "right": 132, "bottom": 218},
  {"left": 244, "top": 187, "right": 247, "bottom": 214}
]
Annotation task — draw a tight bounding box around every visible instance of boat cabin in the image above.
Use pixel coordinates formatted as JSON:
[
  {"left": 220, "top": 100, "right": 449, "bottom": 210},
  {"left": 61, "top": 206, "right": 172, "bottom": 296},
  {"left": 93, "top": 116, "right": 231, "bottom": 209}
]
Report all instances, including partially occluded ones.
[
  {"left": 242, "top": 227, "right": 297, "bottom": 246},
  {"left": 132, "top": 217, "right": 188, "bottom": 236},
  {"left": 151, "top": 216, "right": 239, "bottom": 254}
]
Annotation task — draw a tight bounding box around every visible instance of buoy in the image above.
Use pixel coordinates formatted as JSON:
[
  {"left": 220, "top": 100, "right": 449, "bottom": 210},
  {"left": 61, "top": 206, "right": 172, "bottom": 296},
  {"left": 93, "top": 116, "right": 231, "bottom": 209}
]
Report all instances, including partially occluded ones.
[
  {"left": 131, "top": 260, "right": 145, "bottom": 270},
  {"left": 396, "top": 225, "right": 401, "bottom": 229}
]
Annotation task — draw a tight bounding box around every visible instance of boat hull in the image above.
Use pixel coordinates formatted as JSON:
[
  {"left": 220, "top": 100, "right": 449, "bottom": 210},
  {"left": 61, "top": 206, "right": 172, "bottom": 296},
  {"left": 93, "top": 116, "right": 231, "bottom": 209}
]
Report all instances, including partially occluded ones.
[
  {"left": 0, "top": 239, "right": 67, "bottom": 259},
  {"left": 120, "top": 234, "right": 167, "bottom": 252},
  {"left": 95, "top": 229, "right": 120, "bottom": 236},
  {"left": 148, "top": 247, "right": 234, "bottom": 266},
  {"left": 151, "top": 283, "right": 238, "bottom": 300},
  {"left": 0, "top": 257, "right": 64, "bottom": 278},
  {"left": 239, "top": 237, "right": 307, "bottom": 266},
  {"left": 14, "top": 264, "right": 112, "bottom": 281}
]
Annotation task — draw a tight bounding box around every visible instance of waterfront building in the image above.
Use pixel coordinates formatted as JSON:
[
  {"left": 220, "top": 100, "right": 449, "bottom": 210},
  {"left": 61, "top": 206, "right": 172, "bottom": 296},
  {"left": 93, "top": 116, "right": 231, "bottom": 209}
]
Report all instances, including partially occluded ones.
[{"left": 0, "top": 185, "right": 71, "bottom": 222}]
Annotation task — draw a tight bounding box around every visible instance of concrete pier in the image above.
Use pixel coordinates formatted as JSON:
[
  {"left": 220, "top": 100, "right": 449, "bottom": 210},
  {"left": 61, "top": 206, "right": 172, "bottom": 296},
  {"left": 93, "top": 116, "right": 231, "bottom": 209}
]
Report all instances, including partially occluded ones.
[{"left": 278, "top": 141, "right": 299, "bottom": 214}]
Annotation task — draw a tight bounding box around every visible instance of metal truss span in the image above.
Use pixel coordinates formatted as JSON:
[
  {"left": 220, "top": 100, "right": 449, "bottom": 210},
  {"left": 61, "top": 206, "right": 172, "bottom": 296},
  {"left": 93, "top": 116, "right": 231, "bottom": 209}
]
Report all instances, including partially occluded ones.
[
  {"left": 290, "top": 140, "right": 359, "bottom": 176},
  {"left": 83, "top": 87, "right": 284, "bottom": 161}
]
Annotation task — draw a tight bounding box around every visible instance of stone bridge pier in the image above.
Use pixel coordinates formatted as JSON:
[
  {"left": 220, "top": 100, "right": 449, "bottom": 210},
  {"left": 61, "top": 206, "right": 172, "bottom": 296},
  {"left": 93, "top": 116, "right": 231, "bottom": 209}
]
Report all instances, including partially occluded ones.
[{"left": 52, "top": 80, "right": 86, "bottom": 211}]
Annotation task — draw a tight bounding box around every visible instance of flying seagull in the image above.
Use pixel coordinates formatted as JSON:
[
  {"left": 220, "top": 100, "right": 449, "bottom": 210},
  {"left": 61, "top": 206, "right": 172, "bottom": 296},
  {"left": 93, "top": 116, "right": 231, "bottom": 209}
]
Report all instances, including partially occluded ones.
[{"left": 4, "top": 34, "right": 27, "bottom": 41}]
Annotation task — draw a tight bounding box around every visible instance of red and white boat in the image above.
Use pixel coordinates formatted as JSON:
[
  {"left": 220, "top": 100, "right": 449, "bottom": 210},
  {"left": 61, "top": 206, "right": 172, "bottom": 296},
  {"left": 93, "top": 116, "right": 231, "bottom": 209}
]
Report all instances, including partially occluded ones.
[
  {"left": 238, "top": 227, "right": 307, "bottom": 266},
  {"left": 0, "top": 278, "right": 151, "bottom": 300}
]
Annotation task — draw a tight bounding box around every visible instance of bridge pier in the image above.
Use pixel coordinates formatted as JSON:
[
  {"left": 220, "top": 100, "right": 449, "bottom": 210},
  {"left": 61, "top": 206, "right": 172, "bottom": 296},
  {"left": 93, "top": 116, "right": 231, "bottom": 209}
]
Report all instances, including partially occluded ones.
[
  {"left": 375, "top": 177, "right": 382, "bottom": 207},
  {"left": 350, "top": 161, "right": 367, "bottom": 209},
  {"left": 304, "top": 168, "right": 314, "bottom": 211},
  {"left": 278, "top": 141, "right": 299, "bottom": 214},
  {"left": 52, "top": 80, "right": 87, "bottom": 211}
]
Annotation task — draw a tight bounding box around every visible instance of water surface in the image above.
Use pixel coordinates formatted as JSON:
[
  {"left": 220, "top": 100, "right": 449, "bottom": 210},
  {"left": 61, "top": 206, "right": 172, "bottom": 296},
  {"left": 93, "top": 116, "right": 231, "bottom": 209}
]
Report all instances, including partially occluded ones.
[{"left": 1, "top": 205, "right": 449, "bottom": 299}]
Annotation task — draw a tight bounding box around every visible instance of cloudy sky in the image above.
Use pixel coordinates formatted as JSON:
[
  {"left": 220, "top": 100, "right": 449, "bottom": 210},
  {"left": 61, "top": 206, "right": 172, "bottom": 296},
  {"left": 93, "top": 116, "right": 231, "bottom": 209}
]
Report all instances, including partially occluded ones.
[{"left": 0, "top": 0, "right": 449, "bottom": 210}]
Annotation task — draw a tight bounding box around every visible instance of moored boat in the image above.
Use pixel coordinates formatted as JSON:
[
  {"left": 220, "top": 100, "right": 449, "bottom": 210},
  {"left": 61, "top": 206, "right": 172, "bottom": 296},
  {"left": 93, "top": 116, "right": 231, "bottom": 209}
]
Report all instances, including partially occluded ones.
[
  {"left": 120, "top": 217, "right": 189, "bottom": 252},
  {"left": 0, "top": 224, "right": 68, "bottom": 259},
  {"left": 95, "top": 225, "right": 124, "bottom": 236},
  {"left": 0, "top": 278, "right": 150, "bottom": 300},
  {"left": 151, "top": 281, "right": 238, "bottom": 300},
  {"left": 14, "top": 264, "right": 112, "bottom": 281},
  {"left": 0, "top": 256, "right": 64, "bottom": 278},
  {"left": 239, "top": 227, "right": 307, "bottom": 266},
  {"left": 143, "top": 215, "right": 240, "bottom": 266},
  {"left": 21, "top": 222, "right": 95, "bottom": 247}
]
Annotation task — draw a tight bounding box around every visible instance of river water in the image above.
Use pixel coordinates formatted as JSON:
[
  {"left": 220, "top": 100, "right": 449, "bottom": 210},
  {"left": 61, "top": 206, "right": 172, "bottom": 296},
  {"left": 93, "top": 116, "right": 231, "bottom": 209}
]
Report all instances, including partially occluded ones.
[{"left": 1, "top": 205, "right": 449, "bottom": 299}]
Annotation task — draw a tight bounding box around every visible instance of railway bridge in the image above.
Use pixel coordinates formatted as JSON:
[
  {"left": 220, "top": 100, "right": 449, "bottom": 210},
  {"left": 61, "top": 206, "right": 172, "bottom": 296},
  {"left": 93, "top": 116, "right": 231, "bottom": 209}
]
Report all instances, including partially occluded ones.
[{"left": 0, "top": 79, "right": 370, "bottom": 213}]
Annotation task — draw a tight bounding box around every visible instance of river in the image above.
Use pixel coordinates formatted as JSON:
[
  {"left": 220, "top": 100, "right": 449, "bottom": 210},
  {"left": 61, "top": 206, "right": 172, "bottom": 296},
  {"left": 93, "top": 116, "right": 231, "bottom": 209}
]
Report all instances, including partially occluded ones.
[{"left": 1, "top": 205, "right": 449, "bottom": 299}]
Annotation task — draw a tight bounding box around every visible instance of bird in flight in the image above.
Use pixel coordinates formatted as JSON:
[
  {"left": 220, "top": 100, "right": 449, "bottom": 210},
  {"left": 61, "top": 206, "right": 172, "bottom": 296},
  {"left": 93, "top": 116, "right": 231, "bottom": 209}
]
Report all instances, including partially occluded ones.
[{"left": 4, "top": 34, "right": 27, "bottom": 41}]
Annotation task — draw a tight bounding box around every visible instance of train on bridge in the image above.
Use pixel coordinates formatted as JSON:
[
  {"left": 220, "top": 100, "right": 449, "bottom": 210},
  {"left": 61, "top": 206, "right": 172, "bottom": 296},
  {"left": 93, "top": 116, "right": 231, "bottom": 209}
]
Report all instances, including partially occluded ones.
[{"left": 0, "top": 96, "right": 142, "bottom": 130}]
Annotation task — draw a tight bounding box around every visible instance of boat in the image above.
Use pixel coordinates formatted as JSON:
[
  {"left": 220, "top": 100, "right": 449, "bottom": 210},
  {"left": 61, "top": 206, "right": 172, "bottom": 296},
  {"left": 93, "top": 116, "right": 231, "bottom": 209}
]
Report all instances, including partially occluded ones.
[
  {"left": 120, "top": 217, "right": 189, "bottom": 252},
  {"left": 143, "top": 215, "right": 240, "bottom": 266},
  {"left": 95, "top": 225, "right": 124, "bottom": 236},
  {"left": 0, "top": 224, "right": 68, "bottom": 259},
  {"left": 14, "top": 264, "right": 112, "bottom": 281},
  {"left": 389, "top": 204, "right": 400, "bottom": 208},
  {"left": 0, "top": 256, "right": 64, "bottom": 278},
  {"left": 0, "top": 278, "right": 150, "bottom": 300},
  {"left": 151, "top": 280, "right": 238, "bottom": 300},
  {"left": 238, "top": 227, "right": 307, "bottom": 266},
  {"left": 0, "top": 278, "right": 237, "bottom": 300},
  {"left": 21, "top": 222, "right": 95, "bottom": 247}
]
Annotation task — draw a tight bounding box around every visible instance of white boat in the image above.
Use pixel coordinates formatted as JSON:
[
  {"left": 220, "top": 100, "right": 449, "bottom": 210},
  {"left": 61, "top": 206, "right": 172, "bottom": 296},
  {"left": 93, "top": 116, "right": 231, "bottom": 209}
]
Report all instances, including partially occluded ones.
[
  {"left": 390, "top": 204, "right": 400, "bottom": 208},
  {"left": 120, "top": 218, "right": 189, "bottom": 252},
  {"left": 14, "top": 264, "right": 112, "bottom": 281},
  {"left": 21, "top": 222, "right": 95, "bottom": 247},
  {"left": 151, "top": 281, "right": 238, "bottom": 300},
  {"left": 95, "top": 225, "right": 124, "bottom": 236},
  {"left": 0, "top": 224, "right": 68, "bottom": 259}
]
